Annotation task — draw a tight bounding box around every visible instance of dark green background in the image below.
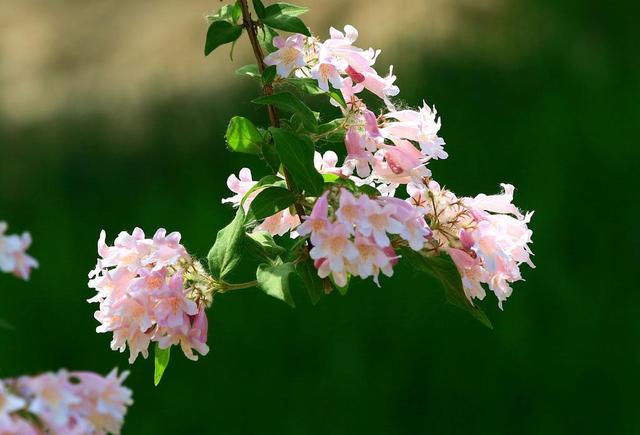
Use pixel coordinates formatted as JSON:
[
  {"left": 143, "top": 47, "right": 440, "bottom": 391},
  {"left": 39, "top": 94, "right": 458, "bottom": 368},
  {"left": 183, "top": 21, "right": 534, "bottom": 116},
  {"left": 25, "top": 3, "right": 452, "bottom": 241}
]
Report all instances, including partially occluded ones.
[{"left": 1, "top": 0, "right": 637, "bottom": 433}]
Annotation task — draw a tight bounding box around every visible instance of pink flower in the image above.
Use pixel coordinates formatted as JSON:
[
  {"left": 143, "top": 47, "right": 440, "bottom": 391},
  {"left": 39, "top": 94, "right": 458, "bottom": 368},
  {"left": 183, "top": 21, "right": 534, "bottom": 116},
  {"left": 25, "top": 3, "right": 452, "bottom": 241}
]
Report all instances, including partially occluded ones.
[
  {"left": 382, "top": 197, "right": 432, "bottom": 251},
  {"left": 0, "top": 381, "right": 26, "bottom": 427},
  {"left": 314, "top": 151, "right": 343, "bottom": 175},
  {"left": 2, "top": 369, "right": 132, "bottom": 434},
  {"left": 88, "top": 229, "right": 209, "bottom": 363},
  {"left": 360, "top": 65, "right": 400, "bottom": 100},
  {"left": 298, "top": 192, "right": 330, "bottom": 244},
  {"left": 22, "top": 371, "right": 81, "bottom": 431},
  {"left": 0, "top": 416, "right": 40, "bottom": 435},
  {"left": 310, "top": 60, "right": 344, "bottom": 92},
  {"left": 68, "top": 369, "right": 133, "bottom": 435},
  {"left": 334, "top": 77, "right": 364, "bottom": 109},
  {"left": 264, "top": 34, "right": 307, "bottom": 77},
  {"left": 222, "top": 168, "right": 258, "bottom": 211},
  {"left": 0, "top": 222, "right": 38, "bottom": 281},
  {"left": 371, "top": 139, "right": 430, "bottom": 184},
  {"left": 383, "top": 102, "right": 447, "bottom": 159},
  {"left": 349, "top": 234, "right": 394, "bottom": 285},
  {"left": 309, "top": 222, "right": 358, "bottom": 284},
  {"left": 335, "top": 189, "right": 370, "bottom": 231},
  {"left": 360, "top": 199, "right": 403, "bottom": 247},
  {"left": 257, "top": 208, "right": 301, "bottom": 237},
  {"left": 343, "top": 126, "right": 374, "bottom": 177},
  {"left": 466, "top": 183, "right": 524, "bottom": 219}
]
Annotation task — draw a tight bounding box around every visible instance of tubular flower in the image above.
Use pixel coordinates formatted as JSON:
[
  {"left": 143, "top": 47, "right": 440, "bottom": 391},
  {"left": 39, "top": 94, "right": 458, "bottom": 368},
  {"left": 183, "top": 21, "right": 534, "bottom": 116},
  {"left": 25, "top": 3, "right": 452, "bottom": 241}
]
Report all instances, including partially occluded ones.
[
  {"left": 88, "top": 228, "right": 211, "bottom": 363},
  {"left": 0, "top": 221, "right": 38, "bottom": 280},
  {"left": 0, "top": 369, "right": 132, "bottom": 434},
  {"left": 383, "top": 102, "right": 447, "bottom": 160},
  {"left": 264, "top": 34, "right": 307, "bottom": 77}
]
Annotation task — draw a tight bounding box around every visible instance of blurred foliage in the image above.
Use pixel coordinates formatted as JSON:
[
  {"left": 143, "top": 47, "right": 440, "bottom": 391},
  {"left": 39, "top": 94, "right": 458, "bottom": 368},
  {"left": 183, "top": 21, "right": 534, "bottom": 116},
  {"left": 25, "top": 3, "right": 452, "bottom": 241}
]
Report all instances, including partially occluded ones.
[{"left": 0, "top": 0, "right": 638, "bottom": 433}]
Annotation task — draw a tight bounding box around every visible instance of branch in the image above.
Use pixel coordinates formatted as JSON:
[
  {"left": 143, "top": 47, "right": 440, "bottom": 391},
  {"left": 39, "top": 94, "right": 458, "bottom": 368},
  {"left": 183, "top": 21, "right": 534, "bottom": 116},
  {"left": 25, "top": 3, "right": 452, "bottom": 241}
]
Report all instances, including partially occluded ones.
[{"left": 238, "top": 0, "right": 308, "bottom": 224}]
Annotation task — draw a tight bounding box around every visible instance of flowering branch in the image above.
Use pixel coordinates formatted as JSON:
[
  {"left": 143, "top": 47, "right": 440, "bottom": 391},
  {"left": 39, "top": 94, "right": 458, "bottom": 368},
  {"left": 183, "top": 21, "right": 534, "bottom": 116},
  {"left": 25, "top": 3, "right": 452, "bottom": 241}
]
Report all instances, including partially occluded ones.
[{"left": 86, "top": 0, "right": 536, "bottom": 385}]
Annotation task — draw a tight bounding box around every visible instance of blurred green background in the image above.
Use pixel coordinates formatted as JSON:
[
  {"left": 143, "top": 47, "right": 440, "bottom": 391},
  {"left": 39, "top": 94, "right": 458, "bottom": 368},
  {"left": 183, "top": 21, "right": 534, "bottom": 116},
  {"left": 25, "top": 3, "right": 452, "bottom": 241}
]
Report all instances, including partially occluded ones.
[{"left": 1, "top": 0, "right": 637, "bottom": 433}]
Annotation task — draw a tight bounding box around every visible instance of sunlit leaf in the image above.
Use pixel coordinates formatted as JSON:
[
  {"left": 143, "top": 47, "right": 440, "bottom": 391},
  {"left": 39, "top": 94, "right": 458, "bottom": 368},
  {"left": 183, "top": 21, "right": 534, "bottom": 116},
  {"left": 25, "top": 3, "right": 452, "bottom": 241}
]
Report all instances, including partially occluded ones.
[
  {"left": 154, "top": 343, "right": 171, "bottom": 386},
  {"left": 208, "top": 208, "right": 246, "bottom": 280},
  {"left": 226, "top": 116, "right": 264, "bottom": 154},
  {"left": 257, "top": 260, "right": 296, "bottom": 307},
  {"left": 236, "top": 64, "right": 260, "bottom": 78}
]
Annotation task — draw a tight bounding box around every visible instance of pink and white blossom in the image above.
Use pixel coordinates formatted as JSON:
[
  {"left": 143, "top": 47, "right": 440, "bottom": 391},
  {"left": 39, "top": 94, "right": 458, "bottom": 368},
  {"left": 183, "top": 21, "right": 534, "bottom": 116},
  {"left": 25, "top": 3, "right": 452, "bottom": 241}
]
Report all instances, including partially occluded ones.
[
  {"left": 0, "top": 221, "right": 38, "bottom": 280},
  {"left": 222, "top": 167, "right": 258, "bottom": 211},
  {"left": 314, "top": 151, "right": 343, "bottom": 175},
  {"left": 264, "top": 34, "right": 307, "bottom": 77},
  {"left": 88, "top": 228, "right": 209, "bottom": 363},
  {"left": 305, "top": 189, "right": 431, "bottom": 286},
  {"left": 0, "top": 369, "right": 132, "bottom": 434},
  {"left": 383, "top": 102, "right": 447, "bottom": 160}
]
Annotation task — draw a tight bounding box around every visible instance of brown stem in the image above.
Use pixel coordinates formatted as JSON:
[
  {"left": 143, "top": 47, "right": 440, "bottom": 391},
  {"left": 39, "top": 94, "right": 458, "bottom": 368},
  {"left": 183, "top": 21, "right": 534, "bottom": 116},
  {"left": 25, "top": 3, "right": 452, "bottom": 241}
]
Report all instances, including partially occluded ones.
[
  {"left": 238, "top": 0, "right": 307, "bottom": 222},
  {"left": 239, "top": 0, "right": 279, "bottom": 126}
]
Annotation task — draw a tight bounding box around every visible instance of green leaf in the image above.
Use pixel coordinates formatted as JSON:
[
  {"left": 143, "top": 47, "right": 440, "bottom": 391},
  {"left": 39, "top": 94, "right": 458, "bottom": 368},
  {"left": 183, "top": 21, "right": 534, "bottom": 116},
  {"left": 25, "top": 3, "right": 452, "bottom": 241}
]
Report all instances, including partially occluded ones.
[
  {"left": 257, "top": 261, "right": 296, "bottom": 307},
  {"left": 206, "top": 4, "right": 234, "bottom": 23},
  {"left": 402, "top": 249, "right": 493, "bottom": 328},
  {"left": 286, "top": 78, "right": 325, "bottom": 95},
  {"left": 262, "top": 14, "right": 310, "bottom": 36},
  {"left": 261, "top": 139, "right": 281, "bottom": 173},
  {"left": 262, "top": 65, "right": 277, "bottom": 85},
  {"left": 252, "top": 0, "right": 267, "bottom": 19},
  {"left": 240, "top": 174, "right": 285, "bottom": 207},
  {"left": 231, "top": 0, "right": 242, "bottom": 23},
  {"left": 246, "top": 231, "right": 286, "bottom": 261},
  {"left": 264, "top": 3, "right": 309, "bottom": 17},
  {"left": 154, "top": 343, "right": 171, "bottom": 386},
  {"left": 317, "top": 118, "right": 346, "bottom": 143},
  {"left": 236, "top": 64, "right": 260, "bottom": 78},
  {"left": 322, "top": 173, "right": 341, "bottom": 183},
  {"left": 226, "top": 116, "right": 264, "bottom": 155},
  {"left": 253, "top": 92, "right": 317, "bottom": 132},
  {"left": 329, "top": 89, "right": 347, "bottom": 108},
  {"left": 205, "top": 21, "right": 243, "bottom": 56},
  {"left": 246, "top": 186, "right": 297, "bottom": 222},
  {"left": 269, "top": 127, "right": 324, "bottom": 196},
  {"left": 296, "top": 259, "right": 324, "bottom": 305},
  {"left": 208, "top": 208, "right": 246, "bottom": 280}
]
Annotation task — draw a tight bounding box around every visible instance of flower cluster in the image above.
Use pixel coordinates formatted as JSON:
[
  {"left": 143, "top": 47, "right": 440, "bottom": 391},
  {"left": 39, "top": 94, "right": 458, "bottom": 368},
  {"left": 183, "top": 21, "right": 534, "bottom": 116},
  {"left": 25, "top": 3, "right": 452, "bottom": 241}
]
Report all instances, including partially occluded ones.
[
  {"left": 264, "top": 25, "right": 444, "bottom": 188},
  {"left": 88, "top": 228, "right": 210, "bottom": 363},
  {"left": 265, "top": 25, "right": 399, "bottom": 101},
  {"left": 0, "top": 368, "right": 132, "bottom": 434},
  {"left": 0, "top": 221, "right": 38, "bottom": 280},
  {"left": 222, "top": 23, "right": 535, "bottom": 308},
  {"left": 407, "top": 181, "right": 535, "bottom": 307},
  {"left": 297, "top": 189, "right": 431, "bottom": 286}
]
